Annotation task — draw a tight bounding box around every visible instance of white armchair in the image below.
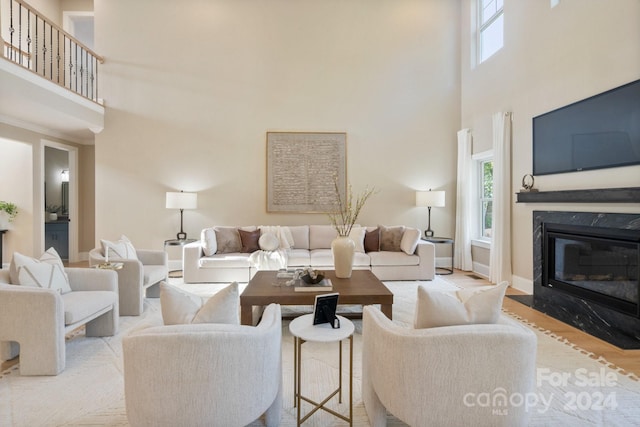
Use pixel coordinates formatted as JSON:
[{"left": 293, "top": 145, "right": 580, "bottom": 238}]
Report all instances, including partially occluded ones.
[
  {"left": 0, "top": 268, "right": 119, "bottom": 376},
  {"left": 362, "top": 306, "right": 537, "bottom": 427},
  {"left": 89, "top": 247, "right": 168, "bottom": 316},
  {"left": 122, "top": 303, "right": 283, "bottom": 427}
]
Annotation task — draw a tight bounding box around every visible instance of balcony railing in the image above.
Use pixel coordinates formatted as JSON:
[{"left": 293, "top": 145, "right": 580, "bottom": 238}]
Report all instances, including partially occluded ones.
[{"left": 1, "top": 0, "right": 103, "bottom": 102}]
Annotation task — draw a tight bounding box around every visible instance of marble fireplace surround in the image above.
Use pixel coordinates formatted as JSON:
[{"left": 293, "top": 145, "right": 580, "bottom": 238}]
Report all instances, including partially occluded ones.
[{"left": 532, "top": 210, "right": 640, "bottom": 349}]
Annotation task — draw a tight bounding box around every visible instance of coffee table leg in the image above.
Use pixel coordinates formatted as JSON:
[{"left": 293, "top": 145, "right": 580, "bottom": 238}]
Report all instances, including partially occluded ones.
[
  {"left": 240, "top": 304, "right": 253, "bottom": 325},
  {"left": 381, "top": 303, "right": 392, "bottom": 320}
]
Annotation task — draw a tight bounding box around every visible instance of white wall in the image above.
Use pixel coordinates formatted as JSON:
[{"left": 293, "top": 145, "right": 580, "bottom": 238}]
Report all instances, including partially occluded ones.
[
  {"left": 94, "top": 0, "right": 462, "bottom": 249},
  {"left": 0, "top": 137, "right": 32, "bottom": 264},
  {"left": 460, "top": 0, "right": 640, "bottom": 290}
]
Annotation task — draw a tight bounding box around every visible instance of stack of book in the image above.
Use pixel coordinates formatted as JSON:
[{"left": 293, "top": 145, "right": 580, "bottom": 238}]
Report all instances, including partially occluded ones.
[{"left": 294, "top": 278, "right": 333, "bottom": 292}]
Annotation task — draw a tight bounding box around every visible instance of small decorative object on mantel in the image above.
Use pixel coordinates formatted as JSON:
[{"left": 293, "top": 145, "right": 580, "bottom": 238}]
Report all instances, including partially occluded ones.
[
  {"left": 521, "top": 174, "right": 538, "bottom": 192},
  {"left": 327, "top": 178, "right": 376, "bottom": 278}
]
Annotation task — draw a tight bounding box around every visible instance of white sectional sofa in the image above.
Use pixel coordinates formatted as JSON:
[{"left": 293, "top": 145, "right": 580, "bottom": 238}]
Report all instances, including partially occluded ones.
[{"left": 183, "top": 225, "right": 435, "bottom": 283}]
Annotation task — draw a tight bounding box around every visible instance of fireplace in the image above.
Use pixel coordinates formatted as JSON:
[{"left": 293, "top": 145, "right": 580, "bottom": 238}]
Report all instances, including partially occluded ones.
[
  {"left": 533, "top": 211, "right": 640, "bottom": 349},
  {"left": 543, "top": 223, "right": 639, "bottom": 317}
]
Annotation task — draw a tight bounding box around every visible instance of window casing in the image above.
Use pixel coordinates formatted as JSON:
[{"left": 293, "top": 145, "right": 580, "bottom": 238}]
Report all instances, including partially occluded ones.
[{"left": 478, "top": 0, "right": 504, "bottom": 63}]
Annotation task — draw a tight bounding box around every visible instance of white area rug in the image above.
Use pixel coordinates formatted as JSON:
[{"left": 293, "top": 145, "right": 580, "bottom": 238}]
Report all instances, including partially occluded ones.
[{"left": 1, "top": 278, "right": 639, "bottom": 426}]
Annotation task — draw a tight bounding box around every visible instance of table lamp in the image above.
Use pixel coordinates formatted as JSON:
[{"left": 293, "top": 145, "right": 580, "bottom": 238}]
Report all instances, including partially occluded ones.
[
  {"left": 415, "top": 189, "right": 445, "bottom": 238},
  {"left": 166, "top": 191, "right": 198, "bottom": 240}
]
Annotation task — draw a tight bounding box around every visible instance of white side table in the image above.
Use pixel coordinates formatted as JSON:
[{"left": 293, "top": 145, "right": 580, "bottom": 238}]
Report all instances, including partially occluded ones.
[{"left": 289, "top": 313, "right": 354, "bottom": 426}]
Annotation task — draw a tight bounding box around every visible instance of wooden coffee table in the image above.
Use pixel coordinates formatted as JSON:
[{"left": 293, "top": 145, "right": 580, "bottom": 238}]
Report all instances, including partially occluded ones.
[{"left": 240, "top": 270, "right": 393, "bottom": 325}]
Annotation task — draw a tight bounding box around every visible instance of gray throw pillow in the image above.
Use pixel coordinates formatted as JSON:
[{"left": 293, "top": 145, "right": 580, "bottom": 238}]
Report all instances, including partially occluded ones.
[
  {"left": 379, "top": 225, "right": 405, "bottom": 252},
  {"left": 215, "top": 227, "right": 242, "bottom": 253}
]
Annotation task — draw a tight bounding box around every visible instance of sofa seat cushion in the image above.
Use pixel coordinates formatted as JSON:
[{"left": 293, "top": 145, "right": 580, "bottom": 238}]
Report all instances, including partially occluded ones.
[
  {"left": 62, "top": 291, "right": 117, "bottom": 325},
  {"left": 310, "top": 249, "right": 370, "bottom": 268},
  {"left": 369, "top": 251, "right": 420, "bottom": 267},
  {"left": 199, "top": 254, "right": 252, "bottom": 269},
  {"left": 144, "top": 265, "right": 166, "bottom": 287},
  {"left": 286, "top": 249, "right": 311, "bottom": 267}
]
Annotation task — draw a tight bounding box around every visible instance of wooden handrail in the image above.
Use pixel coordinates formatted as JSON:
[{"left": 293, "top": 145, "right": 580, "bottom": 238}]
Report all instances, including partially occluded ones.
[{"left": 13, "top": 0, "right": 104, "bottom": 63}]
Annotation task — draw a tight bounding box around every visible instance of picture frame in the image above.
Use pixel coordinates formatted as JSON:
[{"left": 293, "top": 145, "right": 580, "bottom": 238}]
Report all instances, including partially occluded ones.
[
  {"left": 312, "top": 292, "right": 340, "bottom": 327},
  {"left": 266, "top": 131, "right": 346, "bottom": 213}
]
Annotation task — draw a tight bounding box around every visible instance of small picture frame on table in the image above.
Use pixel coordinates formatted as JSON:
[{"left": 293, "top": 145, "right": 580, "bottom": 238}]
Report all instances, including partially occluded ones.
[{"left": 312, "top": 293, "right": 340, "bottom": 328}]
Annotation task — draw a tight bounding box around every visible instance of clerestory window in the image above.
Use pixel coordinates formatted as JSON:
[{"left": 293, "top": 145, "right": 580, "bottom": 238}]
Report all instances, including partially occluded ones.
[{"left": 478, "top": 0, "right": 504, "bottom": 63}]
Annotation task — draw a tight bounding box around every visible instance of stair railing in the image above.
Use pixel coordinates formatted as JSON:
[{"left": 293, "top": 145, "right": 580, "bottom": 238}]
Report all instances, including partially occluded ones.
[{"left": 1, "top": 0, "right": 103, "bottom": 103}]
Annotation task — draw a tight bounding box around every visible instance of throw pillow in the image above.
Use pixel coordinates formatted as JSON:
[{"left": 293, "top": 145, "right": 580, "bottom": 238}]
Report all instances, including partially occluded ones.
[
  {"left": 258, "top": 232, "right": 280, "bottom": 251},
  {"left": 9, "top": 248, "right": 72, "bottom": 294},
  {"left": 201, "top": 228, "right": 217, "bottom": 256},
  {"left": 364, "top": 228, "right": 380, "bottom": 252},
  {"left": 400, "top": 227, "right": 421, "bottom": 255},
  {"left": 379, "top": 225, "right": 405, "bottom": 252},
  {"left": 215, "top": 227, "right": 242, "bottom": 253},
  {"left": 414, "top": 281, "right": 509, "bottom": 329},
  {"left": 160, "top": 282, "right": 240, "bottom": 325},
  {"left": 101, "top": 235, "right": 138, "bottom": 260},
  {"left": 239, "top": 229, "right": 260, "bottom": 253},
  {"left": 349, "top": 226, "right": 366, "bottom": 253}
]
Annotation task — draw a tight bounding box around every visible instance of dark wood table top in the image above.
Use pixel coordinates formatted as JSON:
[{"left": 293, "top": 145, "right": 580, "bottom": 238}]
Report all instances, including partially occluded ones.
[{"left": 240, "top": 269, "right": 393, "bottom": 306}]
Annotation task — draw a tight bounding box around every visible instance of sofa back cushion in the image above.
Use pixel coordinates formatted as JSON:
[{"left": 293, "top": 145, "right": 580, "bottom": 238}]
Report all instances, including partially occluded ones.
[
  {"left": 289, "top": 225, "right": 310, "bottom": 249},
  {"left": 309, "top": 225, "right": 338, "bottom": 250}
]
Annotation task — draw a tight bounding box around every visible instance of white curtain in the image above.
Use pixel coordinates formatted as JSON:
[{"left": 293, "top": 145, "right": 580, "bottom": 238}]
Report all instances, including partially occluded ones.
[
  {"left": 489, "top": 112, "right": 512, "bottom": 284},
  {"left": 454, "top": 129, "right": 473, "bottom": 271}
]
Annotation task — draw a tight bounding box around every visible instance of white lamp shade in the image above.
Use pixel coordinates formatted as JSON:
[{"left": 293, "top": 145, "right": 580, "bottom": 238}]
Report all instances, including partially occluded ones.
[
  {"left": 415, "top": 190, "right": 445, "bottom": 208},
  {"left": 166, "top": 192, "right": 198, "bottom": 209}
]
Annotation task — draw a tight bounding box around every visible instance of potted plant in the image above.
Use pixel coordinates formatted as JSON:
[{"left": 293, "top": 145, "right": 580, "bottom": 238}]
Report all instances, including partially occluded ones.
[
  {"left": 0, "top": 201, "right": 18, "bottom": 229},
  {"left": 327, "top": 179, "right": 376, "bottom": 278}
]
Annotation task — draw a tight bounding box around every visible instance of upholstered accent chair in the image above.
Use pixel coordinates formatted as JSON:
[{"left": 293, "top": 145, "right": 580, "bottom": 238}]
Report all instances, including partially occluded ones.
[
  {"left": 0, "top": 268, "right": 119, "bottom": 376},
  {"left": 88, "top": 246, "right": 167, "bottom": 316},
  {"left": 122, "top": 303, "right": 283, "bottom": 427},
  {"left": 362, "top": 306, "right": 537, "bottom": 427}
]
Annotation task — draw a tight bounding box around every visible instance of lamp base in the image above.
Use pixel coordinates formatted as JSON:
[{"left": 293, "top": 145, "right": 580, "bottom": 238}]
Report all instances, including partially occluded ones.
[
  {"left": 176, "top": 232, "right": 187, "bottom": 240},
  {"left": 424, "top": 229, "right": 434, "bottom": 238}
]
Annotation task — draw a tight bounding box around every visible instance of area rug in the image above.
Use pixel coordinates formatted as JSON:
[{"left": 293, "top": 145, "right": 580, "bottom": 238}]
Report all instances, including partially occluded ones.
[{"left": 1, "top": 278, "right": 639, "bottom": 426}]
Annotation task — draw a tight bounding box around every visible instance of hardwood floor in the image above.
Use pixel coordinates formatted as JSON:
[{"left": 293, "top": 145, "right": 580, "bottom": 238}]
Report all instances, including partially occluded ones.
[
  {"left": 445, "top": 270, "right": 640, "bottom": 377},
  {"left": 3, "top": 268, "right": 639, "bottom": 377}
]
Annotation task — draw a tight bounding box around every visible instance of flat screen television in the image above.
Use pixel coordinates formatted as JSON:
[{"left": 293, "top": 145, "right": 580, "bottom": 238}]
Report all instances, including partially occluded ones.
[{"left": 532, "top": 79, "right": 640, "bottom": 176}]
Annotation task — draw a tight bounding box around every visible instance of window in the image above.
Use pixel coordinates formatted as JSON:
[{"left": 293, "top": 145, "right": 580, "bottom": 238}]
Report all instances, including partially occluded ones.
[
  {"left": 478, "top": 0, "right": 504, "bottom": 63},
  {"left": 479, "top": 159, "right": 494, "bottom": 239},
  {"left": 472, "top": 150, "right": 493, "bottom": 244}
]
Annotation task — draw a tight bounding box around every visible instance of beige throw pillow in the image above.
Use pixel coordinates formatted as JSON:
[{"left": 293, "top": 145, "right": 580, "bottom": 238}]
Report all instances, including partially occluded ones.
[
  {"left": 101, "top": 235, "right": 138, "bottom": 260},
  {"left": 201, "top": 228, "right": 217, "bottom": 256},
  {"left": 9, "top": 248, "right": 72, "bottom": 294},
  {"left": 414, "top": 281, "right": 508, "bottom": 329},
  {"left": 160, "top": 282, "right": 239, "bottom": 325},
  {"left": 348, "top": 226, "right": 366, "bottom": 253},
  {"left": 258, "top": 232, "right": 280, "bottom": 251},
  {"left": 400, "top": 227, "right": 421, "bottom": 255}
]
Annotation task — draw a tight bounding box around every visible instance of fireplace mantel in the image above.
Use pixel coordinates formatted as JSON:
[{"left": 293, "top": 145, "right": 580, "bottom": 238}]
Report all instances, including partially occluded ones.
[{"left": 516, "top": 187, "right": 640, "bottom": 203}]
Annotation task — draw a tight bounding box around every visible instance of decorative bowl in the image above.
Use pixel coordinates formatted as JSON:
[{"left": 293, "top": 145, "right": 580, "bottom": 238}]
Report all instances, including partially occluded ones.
[{"left": 301, "top": 272, "right": 324, "bottom": 285}]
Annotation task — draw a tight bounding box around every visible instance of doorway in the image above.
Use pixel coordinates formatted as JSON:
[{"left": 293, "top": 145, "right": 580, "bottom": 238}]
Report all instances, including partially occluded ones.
[{"left": 42, "top": 141, "right": 78, "bottom": 262}]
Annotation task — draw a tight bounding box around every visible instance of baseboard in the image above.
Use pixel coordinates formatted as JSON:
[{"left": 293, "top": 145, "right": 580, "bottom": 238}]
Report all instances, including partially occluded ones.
[
  {"left": 512, "top": 274, "right": 533, "bottom": 294},
  {"left": 472, "top": 261, "right": 490, "bottom": 280}
]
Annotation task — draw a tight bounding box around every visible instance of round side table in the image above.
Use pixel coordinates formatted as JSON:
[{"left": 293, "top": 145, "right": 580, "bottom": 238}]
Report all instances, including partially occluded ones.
[
  {"left": 422, "top": 236, "right": 454, "bottom": 275},
  {"left": 164, "top": 238, "right": 196, "bottom": 278},
  {"left": 289, "top": 313, "right": 354, "bottom": 426}
]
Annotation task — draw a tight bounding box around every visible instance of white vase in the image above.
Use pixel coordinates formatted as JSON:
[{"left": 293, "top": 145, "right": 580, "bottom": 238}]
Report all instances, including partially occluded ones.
[
  {"left": 0, "top": 212, "right": 9, "bottom": 230},
  {"left": 331, "top": 236, "right": 355, "bottom": 278},
  {"left": 48, "top": 212, "right": 58, "bottom": 221}
]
